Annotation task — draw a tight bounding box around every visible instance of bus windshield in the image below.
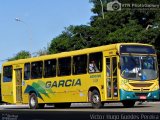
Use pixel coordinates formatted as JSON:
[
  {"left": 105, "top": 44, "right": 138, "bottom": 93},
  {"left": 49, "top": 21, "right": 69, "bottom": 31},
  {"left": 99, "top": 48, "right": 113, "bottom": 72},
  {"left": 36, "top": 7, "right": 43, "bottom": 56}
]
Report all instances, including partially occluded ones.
[{"left": 120, "top": 55, "right": 158, "bottom": 80}]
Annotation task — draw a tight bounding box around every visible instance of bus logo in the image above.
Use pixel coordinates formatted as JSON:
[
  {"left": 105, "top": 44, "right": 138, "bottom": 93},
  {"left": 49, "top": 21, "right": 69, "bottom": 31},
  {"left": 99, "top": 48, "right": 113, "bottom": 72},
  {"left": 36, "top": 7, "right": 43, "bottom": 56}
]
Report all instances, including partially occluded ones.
[{"left": 46, "top": 79, "right": 81, "bottom": 88}]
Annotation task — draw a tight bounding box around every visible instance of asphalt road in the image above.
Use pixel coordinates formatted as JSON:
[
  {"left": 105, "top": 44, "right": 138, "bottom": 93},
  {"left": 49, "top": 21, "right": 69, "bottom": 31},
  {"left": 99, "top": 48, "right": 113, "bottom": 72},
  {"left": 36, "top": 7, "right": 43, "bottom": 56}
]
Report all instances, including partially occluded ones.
[
  {"left": 0, "top": 102, "right": 159, "bottom": 120},
  {"left": 0, "top": 101, "right": 160, "bottom": 112}
]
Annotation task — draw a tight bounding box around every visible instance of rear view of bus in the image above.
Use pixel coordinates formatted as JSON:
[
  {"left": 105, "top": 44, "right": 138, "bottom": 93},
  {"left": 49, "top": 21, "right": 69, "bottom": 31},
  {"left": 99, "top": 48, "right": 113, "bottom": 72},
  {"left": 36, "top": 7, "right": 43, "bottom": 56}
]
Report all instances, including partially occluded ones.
[{"left": 119, "top": 44, "right": 159, "bottom": 107}]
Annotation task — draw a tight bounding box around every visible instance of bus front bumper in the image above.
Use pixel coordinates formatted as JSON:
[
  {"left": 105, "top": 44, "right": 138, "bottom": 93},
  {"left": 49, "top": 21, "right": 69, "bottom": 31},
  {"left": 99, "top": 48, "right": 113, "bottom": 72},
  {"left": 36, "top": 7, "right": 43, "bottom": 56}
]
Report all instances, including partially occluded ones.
[{"left": 120, "top": 89, "right": 159, "bottom": 101}]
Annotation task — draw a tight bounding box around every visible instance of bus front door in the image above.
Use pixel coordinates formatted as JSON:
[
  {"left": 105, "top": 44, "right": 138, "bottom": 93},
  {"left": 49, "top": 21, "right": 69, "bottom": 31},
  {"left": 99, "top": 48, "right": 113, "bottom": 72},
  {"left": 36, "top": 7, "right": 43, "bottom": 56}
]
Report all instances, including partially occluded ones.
[
  {"left": 15, "top": 69, "right": 22, "bottom": 103},
  {"left": 106, "top": 57, "right": 118, "bottom": 100}
]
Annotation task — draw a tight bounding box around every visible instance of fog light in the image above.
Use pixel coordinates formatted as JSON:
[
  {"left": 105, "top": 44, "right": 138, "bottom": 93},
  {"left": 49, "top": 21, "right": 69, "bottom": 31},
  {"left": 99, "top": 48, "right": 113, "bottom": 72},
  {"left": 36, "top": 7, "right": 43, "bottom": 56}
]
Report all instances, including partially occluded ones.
[
  {"left": 154, "top": 96, "right": 157, "bottom": 98},
  {"left": 126, "top": 96, "right": 131, "bottom": 99},
  {"left": 147, "top": 93, "right": 151, "bottom": 97}
]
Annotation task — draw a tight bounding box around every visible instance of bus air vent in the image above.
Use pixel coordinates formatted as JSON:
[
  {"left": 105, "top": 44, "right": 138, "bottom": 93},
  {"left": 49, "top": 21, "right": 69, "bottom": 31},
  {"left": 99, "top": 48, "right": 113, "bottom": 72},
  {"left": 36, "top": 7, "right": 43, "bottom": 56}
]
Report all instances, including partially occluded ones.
[{"left": 129, "top": 83, "right": 153, "bottom": 87}]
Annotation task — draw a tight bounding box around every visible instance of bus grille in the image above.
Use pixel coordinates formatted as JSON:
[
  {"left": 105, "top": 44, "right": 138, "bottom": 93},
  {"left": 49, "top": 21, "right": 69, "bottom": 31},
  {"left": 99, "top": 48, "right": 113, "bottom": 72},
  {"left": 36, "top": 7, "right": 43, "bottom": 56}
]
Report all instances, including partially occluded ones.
[
  {"left": 133, "top": 89, "right": 150, "bottom": 92},
  {"left": 129, "top": 83, "right": 153, "bottom": 87}
]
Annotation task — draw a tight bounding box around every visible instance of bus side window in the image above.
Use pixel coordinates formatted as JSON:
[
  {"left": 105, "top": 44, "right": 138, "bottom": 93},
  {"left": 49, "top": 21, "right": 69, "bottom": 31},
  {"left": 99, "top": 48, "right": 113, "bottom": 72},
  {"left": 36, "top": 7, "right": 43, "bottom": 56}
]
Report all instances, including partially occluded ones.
[
  {"left": 24, "top": 63, "right": 30, "bottom": 80},
  {"left": 44, "top": 59, "right": 56, "bottom": 78},
  {"left": 73, "top": 54, "right": 87, "bottom": 75},
  {"left": 3, "top": 66, "right": 12, "bottom": 82},
  {"left": 31, "top": 61, "right": 43, "bottom": 79},
  {"left": 58, "top": 57, "right": 71, "bottom": 76},
  {"left": 89, "top": 52, "right": 103, "bottom": 73}
]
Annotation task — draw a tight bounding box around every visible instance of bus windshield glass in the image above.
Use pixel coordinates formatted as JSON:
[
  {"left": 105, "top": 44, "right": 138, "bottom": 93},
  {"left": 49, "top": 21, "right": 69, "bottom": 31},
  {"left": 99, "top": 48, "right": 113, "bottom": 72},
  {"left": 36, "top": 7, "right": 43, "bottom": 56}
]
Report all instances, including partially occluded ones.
[{"left": 120, "top": 55, "right": 158, "bottom": 80}]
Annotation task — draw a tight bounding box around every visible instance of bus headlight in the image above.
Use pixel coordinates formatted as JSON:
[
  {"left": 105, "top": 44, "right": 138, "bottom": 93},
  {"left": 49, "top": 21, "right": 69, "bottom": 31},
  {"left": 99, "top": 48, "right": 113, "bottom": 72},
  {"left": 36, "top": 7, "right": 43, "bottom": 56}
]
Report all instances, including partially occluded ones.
[
  {"left": 152, "top": 85, "right": 159, "bottom": 91},
  {"left": 121, "top": 84, "right": 132, "bottom": 91}
]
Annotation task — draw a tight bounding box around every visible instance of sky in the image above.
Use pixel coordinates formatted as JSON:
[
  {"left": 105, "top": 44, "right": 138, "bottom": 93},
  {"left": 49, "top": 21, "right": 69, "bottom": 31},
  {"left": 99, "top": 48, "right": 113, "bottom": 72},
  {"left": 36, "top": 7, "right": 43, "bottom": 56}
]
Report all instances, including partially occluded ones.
[{"left": 0, "top": 0, "right": 93, "bottom": 71}]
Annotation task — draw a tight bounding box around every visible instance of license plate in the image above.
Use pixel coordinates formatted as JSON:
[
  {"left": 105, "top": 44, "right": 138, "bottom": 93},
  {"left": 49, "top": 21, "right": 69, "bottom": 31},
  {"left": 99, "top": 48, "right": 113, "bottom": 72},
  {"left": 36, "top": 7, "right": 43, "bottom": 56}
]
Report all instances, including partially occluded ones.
[{"left": 140, "top": 96, "right": 146, "bottom": 99}]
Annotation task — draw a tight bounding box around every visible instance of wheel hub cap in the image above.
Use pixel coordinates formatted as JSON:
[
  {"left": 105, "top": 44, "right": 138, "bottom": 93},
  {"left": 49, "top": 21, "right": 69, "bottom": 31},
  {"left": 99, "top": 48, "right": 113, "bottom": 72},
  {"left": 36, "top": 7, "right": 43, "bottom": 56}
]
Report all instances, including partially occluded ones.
[
  {"left": 92, "top": 95, "right": 99, "bottom": 104},
  {"left": 31, "top": 97, "right": 36, "bottom": 107}
]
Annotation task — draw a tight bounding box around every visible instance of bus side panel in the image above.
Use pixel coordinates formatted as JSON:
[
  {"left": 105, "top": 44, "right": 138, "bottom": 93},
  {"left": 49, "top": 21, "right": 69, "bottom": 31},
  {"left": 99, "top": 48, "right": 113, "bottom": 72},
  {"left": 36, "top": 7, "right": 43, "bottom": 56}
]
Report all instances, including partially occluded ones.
[
  {"left": 22, "top": 73, "right": 104, "bottom": 104},
  {"left": 1, "top": 71, "right": 16, "bottom": 104},
  {"left": 2, "top": 83, "right": 14, "bottom": 103}
]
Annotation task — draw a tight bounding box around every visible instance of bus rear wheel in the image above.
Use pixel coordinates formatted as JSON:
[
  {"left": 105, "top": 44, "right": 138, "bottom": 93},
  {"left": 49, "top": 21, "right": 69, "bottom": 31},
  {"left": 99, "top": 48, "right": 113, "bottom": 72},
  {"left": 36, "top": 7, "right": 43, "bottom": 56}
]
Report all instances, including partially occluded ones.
[
  {"left": 29, "top": 93, "right": 45, "bottom": 109},
  {"left": 122, "top": 100, "right": 135, "bottom": 108},
  {"left": 91, "top": 90, "right": 103, "bottom": 109}
]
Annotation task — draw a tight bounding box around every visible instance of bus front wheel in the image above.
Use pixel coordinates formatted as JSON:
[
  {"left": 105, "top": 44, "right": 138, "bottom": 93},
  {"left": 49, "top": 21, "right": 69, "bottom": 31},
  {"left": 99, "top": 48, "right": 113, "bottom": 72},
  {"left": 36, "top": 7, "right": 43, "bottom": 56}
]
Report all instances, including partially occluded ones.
[
  {"left": 91, "top": 90, "right": 103, "bottom": 109},
  {"left": 122, "top": 100, "right": 135, "bottom": 108},
  {"left": 29, "top": 93, "right": 44, "bottom": 109}
]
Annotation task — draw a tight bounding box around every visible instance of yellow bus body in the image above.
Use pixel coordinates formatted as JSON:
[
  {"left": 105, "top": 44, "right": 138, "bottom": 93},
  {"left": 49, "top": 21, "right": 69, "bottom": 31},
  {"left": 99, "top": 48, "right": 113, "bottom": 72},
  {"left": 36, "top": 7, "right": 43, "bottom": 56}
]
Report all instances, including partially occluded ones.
[{"left": 1, "top": 43, "right": 159, "bottom": 108}]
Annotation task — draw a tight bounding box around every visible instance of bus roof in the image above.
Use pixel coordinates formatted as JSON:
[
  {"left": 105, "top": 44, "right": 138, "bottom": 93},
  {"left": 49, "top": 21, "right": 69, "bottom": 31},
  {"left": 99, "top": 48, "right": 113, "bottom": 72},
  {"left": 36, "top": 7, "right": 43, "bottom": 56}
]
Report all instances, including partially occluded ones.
[{"left": 2, "top": 43, "right": 153, "bottom": 66}]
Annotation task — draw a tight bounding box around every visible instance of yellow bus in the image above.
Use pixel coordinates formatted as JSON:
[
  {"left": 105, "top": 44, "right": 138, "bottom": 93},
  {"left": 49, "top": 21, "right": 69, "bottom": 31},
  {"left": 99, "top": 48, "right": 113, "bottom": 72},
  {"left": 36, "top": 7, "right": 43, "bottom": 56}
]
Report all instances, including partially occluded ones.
[{"left": 1, "top": 43, "right": 159, "bottom": 109}]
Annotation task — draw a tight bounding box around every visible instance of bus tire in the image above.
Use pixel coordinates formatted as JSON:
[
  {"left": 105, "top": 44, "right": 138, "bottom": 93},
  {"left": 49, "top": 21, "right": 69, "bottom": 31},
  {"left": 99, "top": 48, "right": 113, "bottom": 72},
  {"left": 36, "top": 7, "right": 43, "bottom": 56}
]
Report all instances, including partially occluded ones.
[
  {"left": 29, "top": 93, "right": 39, "bottom": 109},
  {"left": 122, "top": 100, "right": 135, "bottom": 108},
  {"left": 91, "top": 90, "right": 102, "bottom": 109}
]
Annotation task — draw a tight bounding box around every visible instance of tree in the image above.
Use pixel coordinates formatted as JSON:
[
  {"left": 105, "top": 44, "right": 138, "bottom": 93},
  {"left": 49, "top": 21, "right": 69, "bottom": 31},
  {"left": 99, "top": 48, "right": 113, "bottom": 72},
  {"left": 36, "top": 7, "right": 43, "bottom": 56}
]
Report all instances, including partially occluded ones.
[
  {"left": 48, "top": 0, "right": 160, "bottom": 54},
  {"left": 8, "top": 50, "right": 31, "bottom": 61},
  {"left": 48, "top": 25, "right": 93, "bottom": 53},
  {"left": 48, "top": 31, "right": 71, "bottom": 54},
  {"left": 34, "top": 47, "right": 49, "bottom": 57}
]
